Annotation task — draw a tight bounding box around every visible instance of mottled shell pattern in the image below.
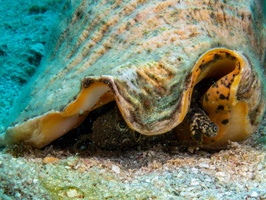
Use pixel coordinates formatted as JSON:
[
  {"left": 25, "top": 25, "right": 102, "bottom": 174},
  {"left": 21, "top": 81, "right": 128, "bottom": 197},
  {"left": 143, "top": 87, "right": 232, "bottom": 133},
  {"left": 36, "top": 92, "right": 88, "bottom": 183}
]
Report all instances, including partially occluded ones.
[{"left": 0, "top": 0, "right": 265, "bottom": 149}]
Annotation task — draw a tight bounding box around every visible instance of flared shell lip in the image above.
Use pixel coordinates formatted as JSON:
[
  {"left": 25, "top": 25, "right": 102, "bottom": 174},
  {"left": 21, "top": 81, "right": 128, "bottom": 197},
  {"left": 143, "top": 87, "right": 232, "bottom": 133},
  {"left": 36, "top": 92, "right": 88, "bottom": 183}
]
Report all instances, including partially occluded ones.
[{"left": 0, "top": 48, "right": 264, "bottom": 149}]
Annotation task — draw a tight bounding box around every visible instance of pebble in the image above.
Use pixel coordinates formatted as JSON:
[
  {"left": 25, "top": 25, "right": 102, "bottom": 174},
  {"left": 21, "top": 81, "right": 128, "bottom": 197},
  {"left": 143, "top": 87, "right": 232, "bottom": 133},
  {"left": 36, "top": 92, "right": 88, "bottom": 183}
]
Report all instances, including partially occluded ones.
[
  {"left": 191, "top": 167, "right": 199, "bottom": 173},
  {"left": 216, "top": 172, "right": 226, "bottom": 177},
  {"left": 112, "top": 165, "right": 121, "bottom": 174},
  {"left": 250, "top": 191, "right": 259, "bottom": 197},
  {"left": 42, "top": 157, "right": 60, "bottom": 164},
  {"left": 198, "top": 163, "right": 210, "bottom": 168},
  {"left": 66, "top": 189, "right": 80, "bottom": 198}
]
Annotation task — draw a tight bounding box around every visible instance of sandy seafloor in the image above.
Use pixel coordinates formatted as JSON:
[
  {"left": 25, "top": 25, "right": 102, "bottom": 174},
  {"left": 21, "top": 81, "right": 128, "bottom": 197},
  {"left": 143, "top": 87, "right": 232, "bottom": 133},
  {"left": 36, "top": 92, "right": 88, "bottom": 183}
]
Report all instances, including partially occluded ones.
[{"left": 0, "top": 0, "right": 265, "bottom": 199}]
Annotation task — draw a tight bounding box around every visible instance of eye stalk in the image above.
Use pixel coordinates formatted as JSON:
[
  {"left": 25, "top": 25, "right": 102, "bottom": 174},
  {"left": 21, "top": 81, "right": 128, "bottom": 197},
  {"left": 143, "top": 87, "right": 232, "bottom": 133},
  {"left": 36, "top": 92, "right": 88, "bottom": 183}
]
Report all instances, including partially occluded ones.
[
  {"left": 212, "top": 124, "right": 219, "bottom": 133},
  {"left": 116, "top": 121, "right": 129, "bottom": 132}
]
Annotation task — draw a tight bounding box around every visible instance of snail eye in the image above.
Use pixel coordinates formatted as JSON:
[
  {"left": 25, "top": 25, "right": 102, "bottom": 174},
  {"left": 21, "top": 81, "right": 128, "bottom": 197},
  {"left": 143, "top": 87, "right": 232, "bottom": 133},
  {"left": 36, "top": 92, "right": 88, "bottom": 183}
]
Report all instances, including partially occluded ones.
[
  {"left": 213, "top": 125, "right": 219, "bottom": 132},
  {"left": 116, "top": 121, "right": 129, "bottom": 132}
]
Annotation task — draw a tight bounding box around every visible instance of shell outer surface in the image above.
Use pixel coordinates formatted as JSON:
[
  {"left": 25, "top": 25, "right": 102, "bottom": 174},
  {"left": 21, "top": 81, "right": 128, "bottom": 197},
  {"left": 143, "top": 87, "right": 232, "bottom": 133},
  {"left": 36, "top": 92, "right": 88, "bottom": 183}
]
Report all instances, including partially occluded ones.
[{"left": 0, "top": 0, "right": 265, "bottom": 148}]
